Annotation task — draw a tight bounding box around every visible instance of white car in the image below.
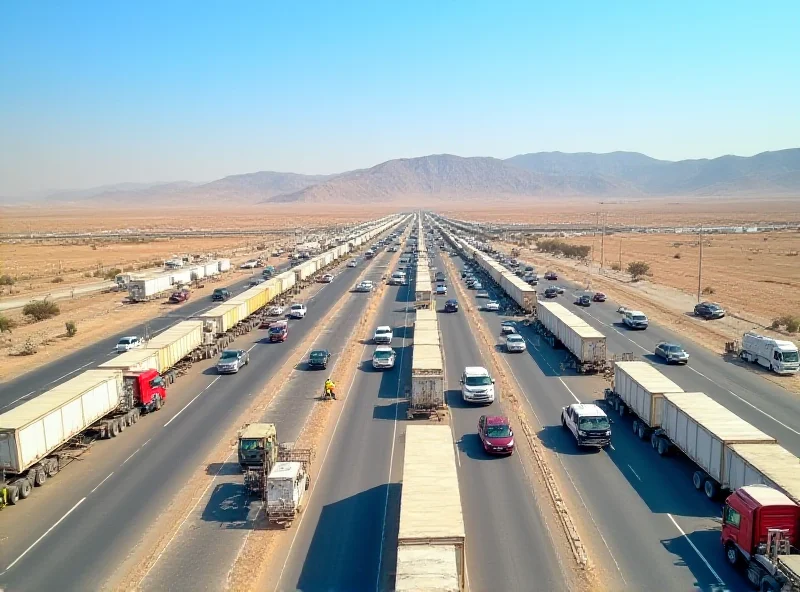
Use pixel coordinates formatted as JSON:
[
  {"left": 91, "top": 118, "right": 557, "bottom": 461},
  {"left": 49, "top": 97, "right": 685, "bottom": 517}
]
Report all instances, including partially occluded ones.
[
  {"left": 373, "top": 325, "right": 393, "bottom": 344},
  {"left": 267, "top": 305, "right": 284, "bottom": 316},
  {"left": 435, "top": 285, "right": 447, "bottom": 295},
  {"left": 460, "top": 366, "right": 496, "bottom": 404},
  {"left": 240, "top": 260, "right": 258, "bottom": 269},
  {"left": 484, "top": 301, "right": 500, "bottom": 311},
  {"left": 347, "top": 260, "right": 358, "bottom": 268},
  {"left": 505, "top": 334, "right": 526, "bottom": 352},
  {"left": 116, "top": 336, "right": 143, "bottom": 352},
  {"left": 289, "top": 303, "right": 307, "bottom": 318},
  {"left": 372, "top": 346, "right": 396, "bottom": 370},
  {"left": 622, "top": 310, "right": 649, "bottom": 330},
  {"left": 561, "top": 403, "right": 611, "bottom": 448}
]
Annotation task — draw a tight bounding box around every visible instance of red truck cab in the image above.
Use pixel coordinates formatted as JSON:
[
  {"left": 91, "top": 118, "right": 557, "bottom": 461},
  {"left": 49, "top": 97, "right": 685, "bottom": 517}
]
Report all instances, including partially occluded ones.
[
  {"left": 269, "top": 321, "right": 289, "bottom": 342},
  {"left": 722, "top": 485, "right": 799, "bottom": 568},
  {"left": 123, "top": 369, "right": 167, "bottom": 412}
]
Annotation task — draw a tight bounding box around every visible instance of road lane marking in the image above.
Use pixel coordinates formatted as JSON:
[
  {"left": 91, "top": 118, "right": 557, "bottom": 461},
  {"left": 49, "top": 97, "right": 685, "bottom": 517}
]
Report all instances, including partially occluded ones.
[
  {"left": 90, "top": 472, "right": 115, "bottom": 493},
  {"left": 558, "top": 378, "right": 581, "bottom": 403},
  {"left": 163, "top": 376, "right": 220, "bottom": 427},
  {"left": 142, "top": 438, "right": 152, "bottom": 447},
  {"left": 376, "top": 284, "right": 412, "bottom": 592},
  {"left": 45, "top": 360, "right": 95, "bottom": 386},
  {"left": 122, "top": 448, "right": 140, "bottom": 465},
  {"left": 627, "top": 465, "right": 642, "bottom": 481},
  {"left": 0, "top": 390, "right": 36, "bottom": 411},
  {"left": 686, "top": 367, "right": 800, "bottom": 436},
  {"left": 2, "top": 497, "right": 87, "bottom": 574},
  {"left": 667, "top": 513, "right": 726, "bottom": 587}
]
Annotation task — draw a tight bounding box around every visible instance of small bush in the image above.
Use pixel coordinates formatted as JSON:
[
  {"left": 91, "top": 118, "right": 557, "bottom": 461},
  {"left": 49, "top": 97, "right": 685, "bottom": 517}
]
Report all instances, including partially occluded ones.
[
  {"left": 92, "top": 270, "right": 104, "bottom": 278},
  {"left": 535, "top": 238, "right": 591, "bottom": 260},
  {"left": 627, "top": 261, "right": 651, "bottom": 280},
  {"left": 65, "top": 320, "right": 78, "bottom": 337},
  {"left": 702, "top": 286, "right": 715, "bottom": 295},
  {"left": 610, "top": 262, "right": 621, "bottom": 271},
  {"left": 19, "top": 338, "right": 38, "bottom": 356},
  {"left": 84, "top": 271, "right": 93, "bottom": 277},
  {"left": 22, "top": 299, "right": 60, "bottom": 321},
  {"left": 0, "top": 314, "right": 17, "bottom": 333},
  {"left": 52, "top": 276, "right": 65, "bottom": 283},
  {"left": 0, "top": 274, "right": 14, "bottom": 286},
  {"left": 673, "top": 252, "right": 681, "bottom": 259},
  {"left": 788, "top": 318, "right": 800, "bottom": 333},
  {"left": 773, "top": 315, "right": 800, "bottom": 333}
]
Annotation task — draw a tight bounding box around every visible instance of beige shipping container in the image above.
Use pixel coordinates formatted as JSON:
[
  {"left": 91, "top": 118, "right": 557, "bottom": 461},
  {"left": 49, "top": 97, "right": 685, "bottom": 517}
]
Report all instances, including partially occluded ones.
[
  {"left": 143, "top": 320, "right": 204, "bottom": 371},
  {"left": 725, "top": 443, "right": 800, "bottom": 502},
  {"left": 196, "top": 303, "right": 241, "bottom": 334},
  {"left": 414, "top": 328, "right": 441, "bottom": 347},
  {"left": 99, "top": 349, "right": 161, "bottom": 373},
  {"left": 415, "top": 309, "right": 438, "bottom": 323}
]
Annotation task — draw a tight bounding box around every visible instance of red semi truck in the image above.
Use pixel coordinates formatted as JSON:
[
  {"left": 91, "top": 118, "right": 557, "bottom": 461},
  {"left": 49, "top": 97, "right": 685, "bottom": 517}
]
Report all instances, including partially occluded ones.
[{"left": 722, "top": 485, "right": 800, "bottom": 590}]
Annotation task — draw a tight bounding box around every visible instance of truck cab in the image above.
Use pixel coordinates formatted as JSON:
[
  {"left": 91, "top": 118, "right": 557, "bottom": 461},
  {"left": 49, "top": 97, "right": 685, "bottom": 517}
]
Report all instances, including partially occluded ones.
[
  {"left": 238, "top": 423, "right": 278, "bottom": 470},
  {"left": 722, "top": 485, "right": 800, "bottom": 588},
  {"left": 123, "top": 369, "right": 166, "bottom": 412},
  {"left": 268, "top": 320, "right": 289, "bottom": 342}
]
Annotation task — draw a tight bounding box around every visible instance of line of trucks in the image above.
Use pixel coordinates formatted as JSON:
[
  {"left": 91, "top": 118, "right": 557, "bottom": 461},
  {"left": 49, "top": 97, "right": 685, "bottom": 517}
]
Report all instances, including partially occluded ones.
[
  {"left": 414, "top": 220, "right": 433, "bottom": 309},
  {"left": 117, "top": 258, "right": 232, "bottom": 302},
  {"left": 0, "top": 215, "right": 403, "bottom": 508},
  {"left": 433, "top": 213, "right": 800, "bottom": 589}
]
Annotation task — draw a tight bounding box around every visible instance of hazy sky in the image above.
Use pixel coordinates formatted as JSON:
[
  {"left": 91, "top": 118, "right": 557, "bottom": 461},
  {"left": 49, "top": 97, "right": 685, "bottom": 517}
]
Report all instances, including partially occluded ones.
[{"left": 1, "top": 0, "right": 798, "bottom": 195}]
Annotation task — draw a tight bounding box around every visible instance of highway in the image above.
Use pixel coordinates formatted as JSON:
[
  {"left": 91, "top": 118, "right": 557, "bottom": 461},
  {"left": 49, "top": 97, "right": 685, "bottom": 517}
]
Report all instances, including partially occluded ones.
[
  {"left": 0, "top": 262, "right": 293, "bottom": 412},
  {"left": 446, "top": 250, "right": 741, "bottom": 591},
  {"left": 0, "top": 247, "right": 391, "bottom": 592},
  {"left": 139, "top": 250, "right": 399, "bottom": 591}
]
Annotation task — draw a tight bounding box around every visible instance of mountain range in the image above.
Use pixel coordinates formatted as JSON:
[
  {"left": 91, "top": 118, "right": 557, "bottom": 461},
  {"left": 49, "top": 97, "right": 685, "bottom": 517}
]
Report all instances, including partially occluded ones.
[{"left": 7, "top": 148, "right": 800, "bottom": 206}]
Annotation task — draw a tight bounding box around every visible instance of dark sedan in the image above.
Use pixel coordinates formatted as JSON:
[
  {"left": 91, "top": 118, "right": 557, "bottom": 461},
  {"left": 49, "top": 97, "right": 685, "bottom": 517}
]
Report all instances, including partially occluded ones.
[
  {"left": 444, "top": 299, "right": 459, "bottom": 312},
  {"left": 592, "top": 292, "right": 606, "bottom": 302},
  {"left": 308, "top": 349, "right": 331, "bottom": 369},
  {"left": 575, "top": 295, "right": 591, "bottom": 307},
  {"left": 694, "top": 302, "right": 725, "bottom": 319}
]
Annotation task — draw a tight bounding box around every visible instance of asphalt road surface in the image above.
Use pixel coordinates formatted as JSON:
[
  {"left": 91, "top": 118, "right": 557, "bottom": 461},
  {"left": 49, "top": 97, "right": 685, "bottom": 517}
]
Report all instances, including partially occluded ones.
[
  {"left": 0, "top": 261, "right": 293, "bottom": 412},
  {"left": 140, "top": 251, "right": 398, "bottom": 591},
  {"left": 0, "top": 246, "right": 395, "bottom": 592}
]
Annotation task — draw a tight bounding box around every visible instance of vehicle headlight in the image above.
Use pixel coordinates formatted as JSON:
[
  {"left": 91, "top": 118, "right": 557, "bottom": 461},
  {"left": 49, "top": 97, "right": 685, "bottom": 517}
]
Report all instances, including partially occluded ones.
[
  {"left": 578, "top": 430, "right": 587, "bottom": 436},
  {"left": 507, "top": 439, "right": 514, "bottom": 447},
  {"left": 605, "top": 431, "right": 611, "bottom": 436}
]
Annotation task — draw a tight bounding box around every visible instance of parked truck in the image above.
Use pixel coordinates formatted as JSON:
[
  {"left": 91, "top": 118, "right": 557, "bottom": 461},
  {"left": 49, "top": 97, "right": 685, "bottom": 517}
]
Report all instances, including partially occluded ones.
[
  {"left": 128, "top": 272, "right": 174, "bottom": 302},
  {"left": 735, "top": 332, "right": 800, "bottom": 375},
  {"left": 652, "top": 391, "right": 776, "bottom": 499},
  {"left": 0, "top": 368, "right": 166, "bottom": 505},
  {"left": 535, "top": 301, "right": 608, "bottom": 373},
  {"left": 396, "top": 425, "right": 465, "bottom": 592},
  {"left": 722, "top": 485, "right": 800, "bottom": 590},
  {"left": 604, "top": 360, "right": 684, "bottom": 440}
]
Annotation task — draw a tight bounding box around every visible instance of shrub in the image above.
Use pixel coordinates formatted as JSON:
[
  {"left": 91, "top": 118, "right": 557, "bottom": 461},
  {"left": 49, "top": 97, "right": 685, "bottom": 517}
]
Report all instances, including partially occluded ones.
[
  {"left": 84, "top": 271, "right": 93, "bottom": 278},
  {"left": 0, "top": 314, "right": 17, "bottom": 333},
  {"left": 788, "top": 318, "right": 800, "bottom": 333},
  {"left": 0, "top": 274, "right": 14, "bottom": 286},
  {"left": 22, "top": 299, "right": 60, "bottom": 321},
  {"left": 103, "top": 267, "right": 122, "bottom": 280},
  {"left": 673, "top": 252, "right": 681, "bottom": 259},
  {"left": 19, "top": 338, "right": 38, "bottom": 355},
  {"left": 627, "top": 261, "right": 651, "bottom": 280},
  {"left": 610, "top": 262, "right": 621, "bottom": 271},
  {"left": 65, "top": 320, "right": 78, "bottom": 337},
  {"left": 773, "top": 315, "right": 800, "bottom": 333},
  {"left": 702, "top": 286, "right": 715, "bottom": 295},
  {"left": 535, "top": 238, "right": 591, "bottom": 260},
  {"left": 52, "top": 276, "right": 65, "bottom": 283}
]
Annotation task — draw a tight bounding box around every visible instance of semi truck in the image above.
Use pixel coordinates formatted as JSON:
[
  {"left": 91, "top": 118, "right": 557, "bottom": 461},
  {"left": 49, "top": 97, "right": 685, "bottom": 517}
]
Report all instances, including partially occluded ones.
[
  {"left": 396, "top": 425, "right": 465, "bottom": 592},
  {"left": 408, "top": 311, "right": 445, "bottom": 419},
  {"left": 0, "top": 368, "right": 166, "bottom": 505},
  {"left": 737, "top": 332, "right": 799, "bottom": 375},
  {"left": 535, "top": 301, "right": 608, "bottom": 373}
]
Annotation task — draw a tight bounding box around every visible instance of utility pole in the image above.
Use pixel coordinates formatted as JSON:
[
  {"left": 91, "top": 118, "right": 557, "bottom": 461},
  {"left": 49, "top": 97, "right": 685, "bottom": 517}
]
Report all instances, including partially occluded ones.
[
  {"left": 600, "top": 212, "right": 606, "bottom": 270},
  {"left": 697, "top": 226, "right": 704, "bottom": 303},
  {"left": 618, "top": 234, "right": 623, "bottom": 271}
]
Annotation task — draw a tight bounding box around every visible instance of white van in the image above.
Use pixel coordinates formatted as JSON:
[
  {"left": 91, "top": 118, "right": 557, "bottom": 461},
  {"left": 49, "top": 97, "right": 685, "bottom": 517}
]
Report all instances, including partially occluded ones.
[
  {"left": 460, "top": 366, "right": 496, "bottom": 404},
  {"left": 740, "top": 332, "right": 799, "bottom": 375}
]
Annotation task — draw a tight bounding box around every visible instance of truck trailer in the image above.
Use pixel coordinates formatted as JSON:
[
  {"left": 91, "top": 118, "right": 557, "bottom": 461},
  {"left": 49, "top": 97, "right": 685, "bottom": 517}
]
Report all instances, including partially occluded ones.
[
  {"left": 0, "top": 368, "right": 165, "bottom": 505},
  {"left": 396, "top": 425, "right": 465, "bottom": 592},
  {"left": 535, "top": 301, "right": 608, "bottom": 373}
]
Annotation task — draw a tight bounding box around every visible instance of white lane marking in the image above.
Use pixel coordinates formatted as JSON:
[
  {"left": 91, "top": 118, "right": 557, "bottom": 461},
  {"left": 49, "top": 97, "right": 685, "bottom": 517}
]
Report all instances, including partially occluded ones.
[
  {"left": 611, "top": 328, "right": 649, "bottom": 353},
  {"left": 667, "top": 513, "right": 725, "bottom": 587},
  {"left": 163, "top": 376, "right": 220, "bottom": 427},
  {"left": 2, "top": 497, "right": 87, "bottom": 574},
  {"left": 0, "top": 390, "right": 36, "bottom": 411},
  {"left": 122, "top": 448, "right": 140, "bottom": 465},
  {"left": 627, "top": 465, "right": 642, "bottom": 482},
  {"left": 687, "top": 367, "right": 800, "bottom": 436},
  {"left": 246, "top": 344, "right": 257, "bottom": 352},
  {"left": 558, "top": 378, "right": 581, "bottom": 403},
  {"left": 91, "top": 472, "right": 115, "bottom": 493},
  {"left": 46, "top": 360, "right": 95, "bottom": 386},
  {"left": 376, "top": 285, "right": 412, "bottom": 591},
  {"left": 142, "top": 438, "right": 152, "bottom": 447},
  {"left": 139, "top": 449, "right": 236, "bottom": 585}
]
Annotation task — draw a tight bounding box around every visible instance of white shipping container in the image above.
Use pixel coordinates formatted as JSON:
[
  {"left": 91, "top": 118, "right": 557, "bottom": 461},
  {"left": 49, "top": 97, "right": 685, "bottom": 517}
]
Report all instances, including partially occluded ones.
[
  {"left": 267, "top": 461, "right": 306, "bottom": 512},
  {"left": 395, "top": 545, "right": 461, "bottom": 592},
  {"left": 203, "top": 261, "right": 220, "bottom": 277},
  {"left": 410, "top": 344, "right": 444, "bottom": 410},
  {"left": 538, "top": 301, "right": 606, "bottom": 364},
  {"left": 218, "top": 258, "right": 231, "bottom": 272},
  {"left": 169, "top": 269, "right": 192, "bottom": 285},
  {"left": 128, "top": 273, "right": 174, "bottom": 301},
  {"left": 190, "top": 265, "right": 206, "bottom": 280},
  {"left": 613, "top": 361, "right": 684, "bottom": 428},
  {"left": 0, "top": 370, "right": 123, "bottom": 474},
  {"left": 661, "top": 392, "right": 776, "bottom": 487},
  {"left": 725, "top": 443, "right": 800, "bottom": 503}
]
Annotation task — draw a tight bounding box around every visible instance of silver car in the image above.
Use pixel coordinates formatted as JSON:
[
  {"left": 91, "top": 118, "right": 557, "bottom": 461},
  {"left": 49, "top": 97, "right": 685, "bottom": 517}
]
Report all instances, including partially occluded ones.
[
  {"left": 655, "top": 342, "right": 689, "bottom": 364},
  {"left": 217, "top": 349, "right": 249, "bottom": 374},
  {"left": 506, "top": 334, "right": 527, "bottom": 353}
]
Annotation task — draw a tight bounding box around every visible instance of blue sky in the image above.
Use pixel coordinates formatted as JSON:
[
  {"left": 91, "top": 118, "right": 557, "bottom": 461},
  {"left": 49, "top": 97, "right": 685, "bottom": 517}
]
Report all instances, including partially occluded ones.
[{"left": 1, "top": 0, "right": 798, "bottom": 194}]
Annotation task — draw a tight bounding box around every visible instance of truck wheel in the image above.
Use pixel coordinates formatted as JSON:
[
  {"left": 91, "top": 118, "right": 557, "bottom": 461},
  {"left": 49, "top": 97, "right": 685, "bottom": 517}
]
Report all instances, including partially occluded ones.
[
  {"left": 704, "top": 479, "right": 719, "bottom": 500},
  {"left": 45, "top": 458, "right": 59, "bottom": 477},
  {"left": 657, "top": 438, "right": 669, "bottom": 456},
  {"left": 650, "top": 433, "right": 658, "bottom": 449},
  {"left": 618, "top": 404, "right": 626, "bottom": 417},
  {"left": 154, "top": 396, "right": 163, "bottom": 411},
  {"left": 692, "top": 471, "right": 706, "bottom": 490},
  {"left": 725, "top": 542, "right": 739, "bottom": 566},
  {"left": 132, "top": 409, "right": 140, "bottom": 424},
  {"left": 632, "top": 419, "right": 639, "bottom": 435},
  {"left": 7, "top": 485, "right": 20, "bottom": 504},
  {"left": 33, "top": 467, "right": 47, "bottom": 487},
  {"left": 109, "top": 420, "right": 119, "bottom": 438},
  {"left": 118, "top": 418, "right": 126, "bottom": 432},
  {"left": 17, "top": 479, "right": 32, "bottom": 499},
  {"left": 637, "top": 423, "right": 647, "bottom": 440}
]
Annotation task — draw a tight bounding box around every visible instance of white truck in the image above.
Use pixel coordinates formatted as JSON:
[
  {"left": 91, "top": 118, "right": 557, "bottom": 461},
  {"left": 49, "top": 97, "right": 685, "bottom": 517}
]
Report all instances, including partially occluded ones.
[
  {"left": 652, "top": 391, "right": 776, "bottom": 499},
  {"left": 536, "top": 301, "right": 608, "bottom": 373},
  {"left": 605, "top": 360, "right": 684, "bottom": 440},
  {"left": 396, "top": 425, "right": 465, "bottom": 592},
  {"left": 266, "top": 461, "right": 310, "bottom": 527},
  {"left": 409, "top": 312, "right": 445, "bottom": 420},
  {"left": 128, "top": 272, "right": 174, "bottom": 302},
  {"left": 739, "top": 332, "right": 799, "bottom": 375}
]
